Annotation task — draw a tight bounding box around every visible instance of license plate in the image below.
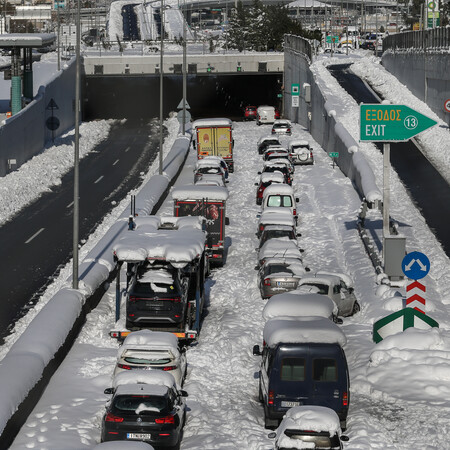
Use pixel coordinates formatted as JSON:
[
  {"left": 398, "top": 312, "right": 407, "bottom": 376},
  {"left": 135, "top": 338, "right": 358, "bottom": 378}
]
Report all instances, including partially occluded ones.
[
  {"left": 277, "top": 282, "right": 295, "bottom": 287},
  {"left": 281, "top": 401, "right": 301, "bottom": 408},
  {"left": 127, "top": 433, "right": 152, "bottom": 440}
]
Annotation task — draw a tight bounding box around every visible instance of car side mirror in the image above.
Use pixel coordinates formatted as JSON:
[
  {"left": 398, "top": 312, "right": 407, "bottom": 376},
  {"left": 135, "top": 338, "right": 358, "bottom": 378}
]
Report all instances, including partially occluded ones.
[
  {"left": 305, "top": 267, "right": 311, "bottom": 272},
  {"left": 253, "top": 344, "right": 261, "bottom": 356},
  {"left": 225, "top": 180, "right": 229, "bottom": 184},
  {"left": 296, "top": 197, "right": 300, "bottom": 202},
  {"left": 257, "top": 171, "right": 262, "bottom": 175},
  {"left": 296, "top": 233, "right": 302, "bottom": 237},
  {"left": 179, "top": 390, "right": 189, "bottom": 397},
  {"left": 225, "top": 217, "right": 230, "bottom": 225},
  {"left": 341, "top": 435, "right": 349, "bottom": 442},
  {"left": 268, "top": 432, "right": 276, "bottom": 439},
  {"left": 255, "top": 182, "right": 258, "bottom": 186},
  {"left": 348, "top": 287, "right": 354, "bottom": 294},
  {"left": 104, "top": 387, "right": 114, "bottom": 395}
]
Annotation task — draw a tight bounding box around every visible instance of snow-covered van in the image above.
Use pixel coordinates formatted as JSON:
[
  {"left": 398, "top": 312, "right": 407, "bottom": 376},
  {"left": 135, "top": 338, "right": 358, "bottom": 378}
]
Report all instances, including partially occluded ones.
[
  {"left": 253, "top": 316, "right": 349, "bottom": 429},
  {"left": 172, "top": 185, "right": 229, "bottom": 266},
  {"left": 262, "top": 184, "right": 299, "bottom": 224},
  {"left": 257, "top": 106, "right": 276, "bottom": 125},
  {"left": 192, "top": 118, "right": 234, "bottom": 172}
]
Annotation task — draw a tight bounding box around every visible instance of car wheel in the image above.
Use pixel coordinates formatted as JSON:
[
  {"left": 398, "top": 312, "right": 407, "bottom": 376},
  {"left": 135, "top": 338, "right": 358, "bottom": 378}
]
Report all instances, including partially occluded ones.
[
  {"left": 264, "top": 412, "right": 278, "bottom": 429},
  {"left": 352, "top": 301, "right": 361, "bottom": 315},
  {"left": 258, "top": 377, "right": 263, "bottom": 402}
]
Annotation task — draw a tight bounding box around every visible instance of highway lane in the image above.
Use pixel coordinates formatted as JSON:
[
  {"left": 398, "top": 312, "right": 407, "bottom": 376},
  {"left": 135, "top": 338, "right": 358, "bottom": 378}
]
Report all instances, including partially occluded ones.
[
  {"left": 0, "top": 119, "right": 162, "bottom": 342},
  {"left": 328, "top": 64, "right": 450, "bottom": 256}
]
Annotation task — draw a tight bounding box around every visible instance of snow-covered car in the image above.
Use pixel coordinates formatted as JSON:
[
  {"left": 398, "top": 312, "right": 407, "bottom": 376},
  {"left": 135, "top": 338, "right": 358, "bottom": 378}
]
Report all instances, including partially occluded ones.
[
  {"left": 255, "top": 172, "right": 286, "bottom": 205},
  {"left": 262, "top": 292, "right": 337, "bottom": 321},
  {"left": 268, "top": 405, "right": 349, "bottom": 449},
  {"left": 296, "top": 273, "right": 360, "bottom": 317},
  {"left": 258, "top": 257, "right": 306, "bottom": 299},
  {"left": 102, "top": 371, "right": 188, "bottom": 448},
  {"left": 261, "top": 184, "right": 299, "bottom": 224},
  {"left": 259, "top": 162, "right": 292, "bottom": 185},
  {"left": 266, "top": 157, "right": 295, "bottom": 176},
  {"left": 272, "top": 119, "right": 292, "bottom": 135},
  {"left": 193, "top": 157, "right": 228, "bottom": 184},
  {"left": 244, "top": 105, "right": 257, "bottom": 120},
  {"left": 257, "top": 136, "right": 281, "bottom": 154},
  {"left": 256, "top": 207, "right": 296, "bottom": 238},
  {"left": 257, "top": 105, "right": 277, "bottom": 125},
  {"left": 263, "top": 146, "right": 289, "bottom": 161},
  {"left": 264, "top": 151, "right": 293, "bottom": 167},
  {"left": 258, "top": 239, "right": 302, "bottom": 268},
  {"left": 288, "top": 139, "right": 314, "bottom": 165},
  {"left": 258, "top": 224, "right": 298, "bottom": 249},
  {"left": 113, "top": 330, "right": 187, "bottom": 386}
]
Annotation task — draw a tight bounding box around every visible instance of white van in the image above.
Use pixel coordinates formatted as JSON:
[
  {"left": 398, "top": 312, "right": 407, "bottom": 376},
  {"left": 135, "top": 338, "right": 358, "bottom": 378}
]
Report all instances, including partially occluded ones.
[
  {"left": 262, "top": 184, "right": 299, "bottom": 224},
  {"left": 257, "top": 106, "right": 276, "bottom": 126}
]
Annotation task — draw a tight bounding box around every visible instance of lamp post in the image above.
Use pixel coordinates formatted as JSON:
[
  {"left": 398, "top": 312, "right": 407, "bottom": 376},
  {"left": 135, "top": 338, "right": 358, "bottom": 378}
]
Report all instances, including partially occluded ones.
[
  {"left": 73, "top": 0, "right": 81, "bottom": 290},
  {"left": 159, "top": 0, "right": 164, "bottom": 175}
]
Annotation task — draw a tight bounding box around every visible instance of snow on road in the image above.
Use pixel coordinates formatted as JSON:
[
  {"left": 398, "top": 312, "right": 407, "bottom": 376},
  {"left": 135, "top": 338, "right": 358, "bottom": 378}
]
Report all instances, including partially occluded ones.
[{"left": 10, "top": 117, "right": 450, "bottom": 449}]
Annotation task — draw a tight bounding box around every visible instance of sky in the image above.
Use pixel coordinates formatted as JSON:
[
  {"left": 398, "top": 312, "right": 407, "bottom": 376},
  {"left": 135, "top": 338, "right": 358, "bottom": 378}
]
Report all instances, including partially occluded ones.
[{"left": 1, "top": 17, "right": 450, "bottom": 450}]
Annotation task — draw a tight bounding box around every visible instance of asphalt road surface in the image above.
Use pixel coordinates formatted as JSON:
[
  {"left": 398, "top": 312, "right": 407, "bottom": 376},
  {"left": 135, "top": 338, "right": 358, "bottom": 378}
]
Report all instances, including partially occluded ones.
[
  {"left": 328, "top": 64, "right": 450, "bottom": 257},
  {"left": 0, "top": 119, "right": 162, "bottom": 342}
]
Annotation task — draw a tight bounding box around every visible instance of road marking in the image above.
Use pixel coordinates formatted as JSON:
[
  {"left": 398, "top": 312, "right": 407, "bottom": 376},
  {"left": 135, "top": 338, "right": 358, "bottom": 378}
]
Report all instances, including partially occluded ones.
[
  {"left": 125, "top": 147, "right": 130, "bottom": 153},
  {"left": 113, "top": 159, "right": 119, "bottom": 166},
  {"left": 94, "top": 176, "right": 104, "bottom": 184},
  {"left": 25, "top": 228, "right": 45, "bottom": 244},
  {"left": 66, "top": 201, "right": 74, "bottom": 208}
]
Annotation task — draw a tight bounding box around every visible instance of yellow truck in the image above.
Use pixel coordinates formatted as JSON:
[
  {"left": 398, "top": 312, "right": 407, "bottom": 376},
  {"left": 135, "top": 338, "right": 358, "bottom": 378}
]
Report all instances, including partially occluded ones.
[{"left": 192, "top": 118, "right": 234, "bottom": 172}]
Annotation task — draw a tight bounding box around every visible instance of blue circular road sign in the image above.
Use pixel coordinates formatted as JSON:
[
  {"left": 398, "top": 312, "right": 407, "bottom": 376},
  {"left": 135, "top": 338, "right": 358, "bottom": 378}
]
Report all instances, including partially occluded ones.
[{"left": 402, "top": 251, "right": 430, "bottom": 280}]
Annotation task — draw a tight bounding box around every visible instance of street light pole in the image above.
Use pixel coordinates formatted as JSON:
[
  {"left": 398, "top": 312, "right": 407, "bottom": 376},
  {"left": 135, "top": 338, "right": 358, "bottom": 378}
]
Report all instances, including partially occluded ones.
[
  {"left": 159, "top": 0, "right": 164, "bottom": 175},
  {"left": 73, "top": 0, "right": 81, "bottom": 290},
  {"left": 182, "top": 0, "right": 187, "bottom": 135}
]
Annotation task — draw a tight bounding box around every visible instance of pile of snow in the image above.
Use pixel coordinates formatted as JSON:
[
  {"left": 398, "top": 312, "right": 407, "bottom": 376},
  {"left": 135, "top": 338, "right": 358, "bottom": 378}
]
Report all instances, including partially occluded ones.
[{"left": 113, "top": 369, "right": 177, "bottom": 390}]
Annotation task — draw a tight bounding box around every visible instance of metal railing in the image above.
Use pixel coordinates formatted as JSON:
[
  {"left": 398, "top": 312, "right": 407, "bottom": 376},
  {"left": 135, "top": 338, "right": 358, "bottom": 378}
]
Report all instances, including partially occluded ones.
[
  {"left": 284, "top": 34, "right": 313, "bottom": 63},
  {"left": 383, "top": 27, "right": 450, "bottom": 52}
]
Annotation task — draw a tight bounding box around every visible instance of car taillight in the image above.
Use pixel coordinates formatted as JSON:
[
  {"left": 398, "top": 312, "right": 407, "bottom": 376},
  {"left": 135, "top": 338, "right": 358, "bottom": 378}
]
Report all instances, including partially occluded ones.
[
  {"left": 118, "top": 363, "right": 132, "bottom": 370},
  {"left": 264, "top": 278, "right": 271, "bottom": 286},
  {"left": 287, "top": 128, "right": 291, "bottom": 133},
  {"left": 343, "top": 392, "right": 348, "bottom": 406},
  {"left": 161, "top": 297, "right": 182, "bottom": 303},
  {"left": 129, "top": 296, "right": 137, "bottom": 302},
  {"left": 259, "top": 225, "right": 264, "bottom": 232},
  {"left": 293, "top": 209, "right": 296, "bottom": 216},
  {"left": 105, "top": 413, "right": 124, "bottom": 423},
  {"left": 268, "top": 390, "right": 274, "bottom": 405},
  {"left": 258, "top": 187, "right": 264, "bottom": 193},
  {"left": 155, "top": 415, "right": 175, "bottom": 424},
  {"left": 310, "top": 152, "right": 313, "bottom": 158},
  {"left": 162, "top": 365, "right": 177, "bottom": 371}
]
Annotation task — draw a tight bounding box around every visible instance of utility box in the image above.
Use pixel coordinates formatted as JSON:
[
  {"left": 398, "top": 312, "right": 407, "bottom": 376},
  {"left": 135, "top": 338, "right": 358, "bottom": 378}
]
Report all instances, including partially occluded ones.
[
  {"left": 303, "top": 83, "right": 311, "bottom": 103},
  {"left": 384, "top": 236, "right": 406, "bottom": 280}
]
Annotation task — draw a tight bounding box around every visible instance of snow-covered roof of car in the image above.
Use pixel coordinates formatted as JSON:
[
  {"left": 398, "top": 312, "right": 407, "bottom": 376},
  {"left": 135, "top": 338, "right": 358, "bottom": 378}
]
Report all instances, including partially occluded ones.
[
  {"left": 259, "top": 172, "right": 285, "bottom": 184},
  {"left": 257, "top": 135, "right": 280, "bottom": 145},
  {"left": 172, "top": 185, "right": 229, "bottom": 201},
  {"left": 316, "top": 270, "right": 354, "bottom": 288},
  {"left": 119, "top": 330, "right": 180, "bottom": 357},
  {"left": 113, "top": 370, "right": 177, "bottom": 390},
  {"left": 259, "top": 239, "right": 302, "bottom": 262},
  {"left": 195, "top": 158, "right": 223, "bottom": 169},
  {"left": 263, "top": 224, "right": 296, "bottom": 232},
  {"left": 263, "top": 316, "right": 347, "bottom": 347},
  {"left": 263, "top": 183, "right": 295, "bottom": 198},
  {"left": 192, "top": 118, "right": 233, "bottom": 129},
  {"left": 288, "top": 139, "right": 310, "bottom": 148},
  {"left": 113, "top": 216, "right": 206, "bottom": 266},
  {"left": 273, "top": 119, "right": 291, "bottom": 125},
  {"left": 275, "top": 406, "right": 342, "bottom": 449},
  {"left": 262, "top": 293, "right": 337, "bottom": 321},
  {"left": 263, "top": 160, "right": 291, "bottom": 169},
  {"left": 138, "top": 268, "right": 174, "bottom": 284},
  {"left": 298, "top": 274, "right": 343, "bottom": 287},
  {"left": 194, "top": 174, "right": 226, "bottom": 187},
  {"left": 264, "top": 145, "right": 287, "bottom": 153},
  {"left": 258, "top": 208, "right": 295, "bottom": 227}
]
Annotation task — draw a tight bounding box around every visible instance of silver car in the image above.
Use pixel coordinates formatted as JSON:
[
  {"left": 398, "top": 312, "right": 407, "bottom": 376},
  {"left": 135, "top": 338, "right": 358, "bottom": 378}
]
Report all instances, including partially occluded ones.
[
  {"left": 258, "top": 257, "right": 306, "bottom": 299},
  {"left": 288, "top": 139, "right": 314, "bottom": 165},
  {"left": 271, "top": 119, "right": 292, "bottom": 135}
]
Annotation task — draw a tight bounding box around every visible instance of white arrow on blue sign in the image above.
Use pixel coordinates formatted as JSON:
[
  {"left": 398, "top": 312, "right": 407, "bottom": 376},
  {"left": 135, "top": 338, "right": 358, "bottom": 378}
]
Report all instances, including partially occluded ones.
[{"left": 402, "top": 251, "right": 430, "bottom": 280}]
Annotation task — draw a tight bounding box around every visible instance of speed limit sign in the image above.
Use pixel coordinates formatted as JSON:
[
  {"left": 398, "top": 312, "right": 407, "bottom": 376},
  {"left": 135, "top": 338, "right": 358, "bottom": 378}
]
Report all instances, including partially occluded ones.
[{"left": 444, "top": 99, "right": 450, "bottom": 113}]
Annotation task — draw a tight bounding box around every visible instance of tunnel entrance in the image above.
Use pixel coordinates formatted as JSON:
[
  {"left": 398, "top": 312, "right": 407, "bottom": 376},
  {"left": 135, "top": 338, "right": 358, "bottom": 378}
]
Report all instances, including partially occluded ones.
[{"left": 83, "top": 73, "right": 283, "bottom": 121}]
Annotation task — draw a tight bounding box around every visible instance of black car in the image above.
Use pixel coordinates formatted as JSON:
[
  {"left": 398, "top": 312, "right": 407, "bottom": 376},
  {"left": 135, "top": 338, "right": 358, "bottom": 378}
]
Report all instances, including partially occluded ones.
[
  {"left": 126, "top": 263, "right": 189, "bottom": 330},
  {"left": 259, "top": 165, "right": 292, "bottom": 185},
  {"left": 101, "top": 376, "right": 188, "bottom": 448}
]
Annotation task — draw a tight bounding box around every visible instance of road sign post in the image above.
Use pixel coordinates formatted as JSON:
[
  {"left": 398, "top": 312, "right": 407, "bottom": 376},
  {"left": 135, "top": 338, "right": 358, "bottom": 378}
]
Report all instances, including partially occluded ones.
[
  {"left": 329, "top": 152, "right": 339, "bottom": 168},
  {"left": 402, "top": 252, "right": 431, "bottom": 315}
]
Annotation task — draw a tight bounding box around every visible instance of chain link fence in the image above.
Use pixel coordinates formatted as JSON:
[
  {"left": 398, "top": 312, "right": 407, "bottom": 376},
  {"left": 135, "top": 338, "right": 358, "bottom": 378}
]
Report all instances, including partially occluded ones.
[{"left": 383, "top": 27, "right": 450, "bottom": 52}]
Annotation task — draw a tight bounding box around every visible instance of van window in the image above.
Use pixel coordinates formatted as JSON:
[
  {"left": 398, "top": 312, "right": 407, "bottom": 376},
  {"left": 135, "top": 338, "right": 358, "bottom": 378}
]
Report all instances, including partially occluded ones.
[
  {"left": 313, "top": 359, "right": 337, "bottom": 382},
  {"left": 280, "top": 358, "right": 305, "bottom": 381},
  {"left": 267, "top": 195, "right": 293, "bottom": 208}
]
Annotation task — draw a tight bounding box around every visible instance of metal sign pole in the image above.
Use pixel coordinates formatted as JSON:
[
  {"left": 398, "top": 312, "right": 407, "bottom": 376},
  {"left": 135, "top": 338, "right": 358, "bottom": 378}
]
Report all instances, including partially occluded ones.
[
  {"left": 159, "top": 0, "right": 164, "bottom": 175},
  {"left": 182, "top": 0, "right": 187, "bottom": 135},
  {"left": 383, "top": 142, "right": 390, "bottom": 239}
]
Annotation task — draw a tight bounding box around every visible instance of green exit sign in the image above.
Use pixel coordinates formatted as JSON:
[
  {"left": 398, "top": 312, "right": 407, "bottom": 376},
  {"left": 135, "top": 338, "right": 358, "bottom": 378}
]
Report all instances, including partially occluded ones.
[
  {"left": 329, "top": 152, "right": 339, "bottom": 158},
  {"left": 360, "top": 104, "right": 437, "bottom": 142}
]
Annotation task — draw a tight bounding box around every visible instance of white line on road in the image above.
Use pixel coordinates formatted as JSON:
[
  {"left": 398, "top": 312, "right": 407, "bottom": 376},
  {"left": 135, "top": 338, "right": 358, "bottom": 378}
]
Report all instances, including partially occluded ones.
[
  {"left": 94, "top": 176, "right": 104, "bottom": 184},
  {"left": 125, "top": 147, "right": 130, "bottom": 153},
  {"left": 66, "top": 201, "right": 74, "bottom": 208},
  {"left": 25, "top": 228, "right": 45, "bottom": 244},
  {"left": 113, "top": 159, "right": 119, "bottom": 166}
]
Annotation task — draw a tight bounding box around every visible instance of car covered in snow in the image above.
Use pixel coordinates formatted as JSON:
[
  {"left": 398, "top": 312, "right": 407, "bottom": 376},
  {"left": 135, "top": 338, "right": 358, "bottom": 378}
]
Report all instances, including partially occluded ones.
[
  {"left": 288, "top": 139, "right": 314, "bottom": 165},
  {"left": 261, "top": 184, "right": 299, "bottom": 223},
  {"left": 253, "top": 317, "right": 349, "bottom": 429},
  {"left": 257, "top": 136, "right": 281, "bottom": 154},
  {"left": 257, "top": 239, "right": 303, "bottom": 268},
  {"left": 258, "top": 224, "right": 298, "bottom": 249},
  {"left": 101, "top": 371, "right": 188, "bottom": 448},
  {"left": 263, "top": 146, "right": 289, "bottom": 160},
  {"left": 259, "top": 162, "right": 292, "bottom": 185},
  {"left": 257, "top": 105, "right": 277, "bottom": 125},
  {"left": 258, "top": 258, "right": 306, "bottom": 299},
  {"left": 256, "top": 207, "right": 296, "bottom": 238},
  {"left": 193, "top": 157, "right": 228, "bottom": 184},
  {"left": 272, "top": 119, "right": 292, "bottom": 135},
  {"left": 255, "top": 172, "right": 286, "bottom": 206},
  {"left": 296, "top": 273, "right": 359, "bottom": 317},
  {"left": 268, "top": 405, "right": 349, "bottom": 449},
  {"left": 113, "top": 330, "right": 187, "bottom": 386}
]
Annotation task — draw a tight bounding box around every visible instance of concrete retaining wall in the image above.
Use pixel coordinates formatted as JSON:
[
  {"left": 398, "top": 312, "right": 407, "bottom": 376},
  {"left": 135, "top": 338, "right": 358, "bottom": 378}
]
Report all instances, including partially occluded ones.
[
  {"left": 382, "top": 51, "right": 450, "bottom": 125},
  {"left": 0, "top": 58, "right": 76, "bottom": 177}
]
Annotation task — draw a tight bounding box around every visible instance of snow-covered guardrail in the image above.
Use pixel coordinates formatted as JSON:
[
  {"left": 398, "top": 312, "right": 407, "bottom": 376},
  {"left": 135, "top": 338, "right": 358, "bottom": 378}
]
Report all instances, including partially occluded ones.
[{"left": 0, "top": 134, "right": 191, "bottom": 446}]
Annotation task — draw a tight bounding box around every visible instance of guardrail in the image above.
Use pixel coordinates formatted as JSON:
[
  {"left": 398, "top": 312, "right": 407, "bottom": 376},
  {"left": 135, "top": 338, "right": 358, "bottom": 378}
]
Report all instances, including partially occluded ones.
[
  {"left": 284, "top": 34, "right": 313, "bottom": 63},
  {"left": 383, "top": 27, "right": 450, "bottom": 52}
]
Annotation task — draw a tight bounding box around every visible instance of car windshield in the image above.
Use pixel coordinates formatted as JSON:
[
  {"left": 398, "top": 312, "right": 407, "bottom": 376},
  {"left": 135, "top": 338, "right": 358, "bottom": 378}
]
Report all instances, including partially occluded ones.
[
  {"left": 198, "top": 167, "right": 221, "bottom": 175},
  {"left": 112, "top": 395, "right": 170, "bottom": 415},
  {"left": 292, "top": 144, "right": 309, "bottom": 151},
  {"left": 123, "top": 351, "right": 173, "bottom": 366},
  {"left": 282, "top": 430, "right": 338, "bottom": 447},
  {"left": 133, "top": 282, "right": 179, "bottom": 295},
  {"left": 263, "top": 230, "right": 294, "bottom": 242},
  {"left": 267, "top": 264, "right": 293, "bottom": 276},
  {"left": 267, "top": 195, "right": 293, "bottom": 207},
  {"left": 303, "top": 283, "right": 328, "bottom": 294},
  {"left": 275, "top": 123, "right": 289, "bottom": 128}
]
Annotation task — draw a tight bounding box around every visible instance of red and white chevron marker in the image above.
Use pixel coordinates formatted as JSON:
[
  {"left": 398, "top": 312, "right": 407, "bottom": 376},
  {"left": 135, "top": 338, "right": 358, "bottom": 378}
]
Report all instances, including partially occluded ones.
[{"left": 406, "top": 280, "right": 426, "bottom": 314}]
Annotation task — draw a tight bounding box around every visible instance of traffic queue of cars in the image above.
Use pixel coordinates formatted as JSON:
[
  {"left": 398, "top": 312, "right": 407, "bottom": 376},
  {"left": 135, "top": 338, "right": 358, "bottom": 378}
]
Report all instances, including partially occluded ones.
[
  {"left": 252, "top": 127, "right": 357, "bottom": 448},
  {"left": 102, "top": 119, "right": 234, "bottom": 448}
]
